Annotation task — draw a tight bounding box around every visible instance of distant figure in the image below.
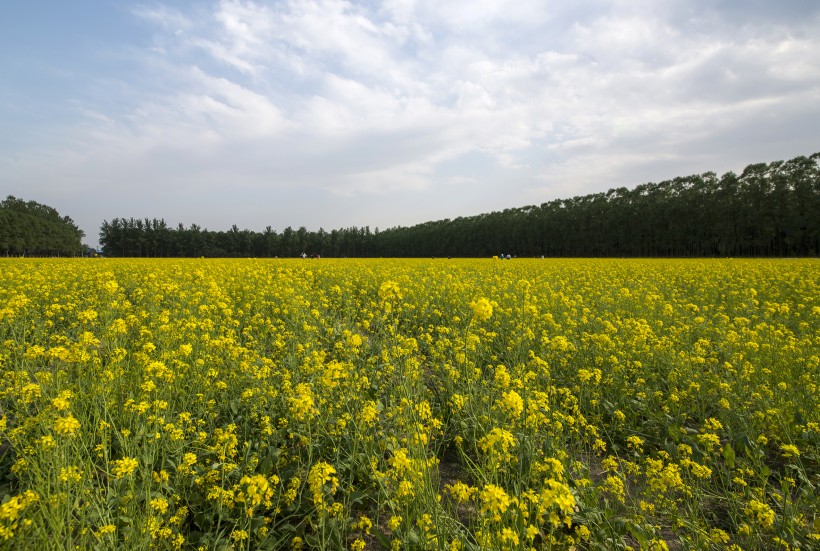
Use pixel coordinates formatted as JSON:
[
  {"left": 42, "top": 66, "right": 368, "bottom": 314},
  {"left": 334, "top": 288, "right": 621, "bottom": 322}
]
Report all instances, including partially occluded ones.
[
  {"left": 499, "top": 253, "right": 504, "bottom": 260},
  {"left": 301, "top": 252, "right": 307, "bottom": 259},
  {"left": 506, "top": 254, "right": 511, "bottom": 260}
]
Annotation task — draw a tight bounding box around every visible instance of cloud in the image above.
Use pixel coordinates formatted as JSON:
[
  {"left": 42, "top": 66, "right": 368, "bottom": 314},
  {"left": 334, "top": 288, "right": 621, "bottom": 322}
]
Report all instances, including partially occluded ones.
[
  {"left": 3, "top": 0, "right": 819, "bottom": 245},
  {"left": 88, "top": 2, "right": 820, "bottom": 170}
]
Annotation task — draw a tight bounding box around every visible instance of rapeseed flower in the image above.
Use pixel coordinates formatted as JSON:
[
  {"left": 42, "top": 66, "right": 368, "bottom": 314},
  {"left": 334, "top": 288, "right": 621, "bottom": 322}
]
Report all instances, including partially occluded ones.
[
  {"left": 780, "top": 443, "right": 800, "bottom": 458},
  {"left": 479, "top": 484, "right": 512, "bottom": 521},
  {"left": 470, "top": 297, "right": 493, "bottom": 321},
  {"left": 308, "top": 461, "right": 338, "bottom": 506},
  {"left": 498, "top": 390, "right": 524, "bottom": 418},
  {"left": 111, "top": 457, "right": 139, "bottom": 479},
  {"left": 746, "top": 499, "right": 775, "bottom": 529},
  {"left": 0, "top": 490, "right": 38, "bottom": 540},
  {"left": 1, "top": 257, "right": 818, "bottom": 548},
  {"left": 53, "top": 415, "right": 81, "bottom": 436},
  {"left": 58, "top": 466, "right": 83, "bottom": 483}
]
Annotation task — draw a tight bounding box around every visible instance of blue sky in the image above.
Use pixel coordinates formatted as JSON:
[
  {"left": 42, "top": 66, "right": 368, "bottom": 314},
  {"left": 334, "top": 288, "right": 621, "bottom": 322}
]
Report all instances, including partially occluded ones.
[{"left": 2, "top": 1, "right": 819, "bottom": 247}]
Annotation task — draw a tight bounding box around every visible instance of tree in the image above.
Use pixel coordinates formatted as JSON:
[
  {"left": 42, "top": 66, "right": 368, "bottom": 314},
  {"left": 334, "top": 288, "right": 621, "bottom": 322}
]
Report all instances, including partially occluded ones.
[
  {"left": 1, "top": 196, "right": 84, "bottom": 256},
  {"left": 95, "top": 151, "right": 819, "bottom": 258}
]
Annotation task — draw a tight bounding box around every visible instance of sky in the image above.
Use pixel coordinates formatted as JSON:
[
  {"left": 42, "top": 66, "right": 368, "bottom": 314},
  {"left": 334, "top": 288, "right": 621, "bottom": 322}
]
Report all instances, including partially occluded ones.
[{"left": 2, "top": 1, "right": 819, "bottom": 248}]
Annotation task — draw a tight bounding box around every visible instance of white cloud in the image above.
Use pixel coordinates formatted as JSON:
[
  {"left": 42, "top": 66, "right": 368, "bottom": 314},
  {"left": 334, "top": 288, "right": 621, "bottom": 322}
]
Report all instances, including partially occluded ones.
[
  {"left": 132, "top": 4, "right": 192, "bottom": 32},
  {"left": 3, "top": 0, "right": 820, "bottom": 244}
]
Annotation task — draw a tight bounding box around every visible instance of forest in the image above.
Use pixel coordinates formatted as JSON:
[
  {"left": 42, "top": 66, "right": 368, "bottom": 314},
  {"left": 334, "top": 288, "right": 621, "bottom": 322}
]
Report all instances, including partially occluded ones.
[
  {"left": 0, "top": 196, "right": 85, "bottom": 256},
  {"left": 98, "top": 152, "right": 820, "bottom": 258}
]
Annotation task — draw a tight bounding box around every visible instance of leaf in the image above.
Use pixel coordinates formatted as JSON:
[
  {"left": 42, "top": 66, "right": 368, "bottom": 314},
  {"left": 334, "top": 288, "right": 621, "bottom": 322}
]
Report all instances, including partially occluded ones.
[
  {"left": 723, "top": 443, "right": 735, "bottom": 469},
  {"left": 373, "top": 529, "right": 392, "bottom": 549},
  {"left": 626, "top": 523, "right": 649, "bottom": 548},
  {"left": 667, "top": 424, "right": 682, "bottom": 442}
]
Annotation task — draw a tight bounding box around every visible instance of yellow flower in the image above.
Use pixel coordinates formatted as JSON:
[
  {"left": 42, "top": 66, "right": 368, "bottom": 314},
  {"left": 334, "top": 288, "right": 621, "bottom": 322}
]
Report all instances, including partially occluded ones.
[
  {"left": 37, "top": 435, "right": 57, "bottom": 451},
  {"left": 150, "top": 497, "right": 169, "bottom": 515},
  {"left": 51, "top": 390, "right": 74, "bottom": 411},
  {"left": 54, "top": 415, "right": 81, "bottom": 436},
  {"left": 360, "top": 401, "right": 379, "bottom": 424},
  {"left": 289, "top": 383, "right": 317, "bottom": 422},
  {"left": 111, "top": 457, "right": 139, "bottom": 479},
  {"left": 78, "top": 308, "right": 98, "bottom": 323},
  {"left": 479, "top": 484, "right": 511, "bottom": 521},
  {"left": 387, "top": 515, "right": 402, "bottom": 531},
  {"left": 499, "top": 527, "right": 519, "bottom": 546},
  {"left": 709, "top": 528, "right": 730, "bottom": 544},
  {"left": 780, "top": 444, "right": 800, "bottom": 458},
  {"left": 379, "top": 281, "right": 403, "bottom": 312},
  {"left": 479, "top": 428, "right": 516, "bottom": 465},
  {"left": 230, "top": 529, "right": 249, "bottom": 541},
  {"left": 389, "top": 448, "right": 413, "bottom": 477},
  {"left": 378, "top": 280, "right": 403, "bottom": 301},
  {"left": 445, "top": 481, "right": 477, "bottom": 503},
  {"left": 539, "top": 479, "right": 576, "bottom": 516},
  {"left": 601, "top": 456, "right": 619, "bottom": 472},
  {"left": 469, "top": 298, "right": 493, "bottom": 322},
  {"left": 626, "top": 435, "right": 644, "bottom": 452},
  {"left": 58, "top": 466, "right": 83, "bottom": 483},
  {"left": 498, "top": 390, "right": 524, "bottom": 419},
  {"left": 0, "top": 490, "right": 38, "bottom": 540},
  {"left": 353, "top": 515, "right": 373, "bottom": 535},
  {"left": 396, "top": 480, "right": 415, "bottom": 500},
  {"left": 95, "top": 524, "right": 116, "bottom": 538},
  {"left": 237, "top": 474, "right": 273, "bottom": 509},
  {"left": 108, "top": 318, "right": 127, "bottom": 334},
  {"left": 745, "top": 499, "right": 775, "bottom": 529},
  {"left": 102, "top": 280, "right": 119, "bottom": 293},
  {"left": 284, "top": 476, "right": 300, "bottom": 506},
  {"left": 307, "top": 462, "right": 338, "bottom": 506},
  {"left": 21, "top": 383, "right": 41, "bottom": 403},
  {"left": 602, "top": 475, "right": 625, "bottom": 503}
]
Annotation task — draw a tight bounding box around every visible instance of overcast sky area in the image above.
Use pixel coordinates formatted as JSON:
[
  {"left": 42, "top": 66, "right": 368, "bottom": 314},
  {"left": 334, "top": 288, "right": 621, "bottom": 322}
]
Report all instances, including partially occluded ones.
[{"left": 2, "top": 1, "right": 819, "bottom": 247}]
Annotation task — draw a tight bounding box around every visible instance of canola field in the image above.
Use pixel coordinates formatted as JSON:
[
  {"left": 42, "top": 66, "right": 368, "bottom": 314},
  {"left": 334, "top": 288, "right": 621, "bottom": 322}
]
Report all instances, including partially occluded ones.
[{"left": 0, "top": 258, "right": 818, "bottom": 550}]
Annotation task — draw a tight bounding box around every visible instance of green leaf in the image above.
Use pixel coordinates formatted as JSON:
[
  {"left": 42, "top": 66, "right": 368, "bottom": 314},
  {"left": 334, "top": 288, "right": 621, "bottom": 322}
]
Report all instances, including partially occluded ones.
[
  {"left": 723, "top": 443, "right": 735, "bottom": 469},
  {"left": 373, "top": 529, "right": 391, "bottom": 549},
  {"left": 626, "top": 523, "right": 648, "bottom": 547}
]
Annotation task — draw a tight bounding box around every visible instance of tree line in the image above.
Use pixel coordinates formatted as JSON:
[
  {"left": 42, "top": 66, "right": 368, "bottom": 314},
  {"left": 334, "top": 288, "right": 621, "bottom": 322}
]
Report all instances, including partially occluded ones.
[
  {"left": 98, "top": 152, "right": 820, "bottom": 258},
  {"left": 98, "top": 219, "right": 374, "bottom": 258},
  {"left": 0, "top": 196, "right": 85, "bottom": 256}
]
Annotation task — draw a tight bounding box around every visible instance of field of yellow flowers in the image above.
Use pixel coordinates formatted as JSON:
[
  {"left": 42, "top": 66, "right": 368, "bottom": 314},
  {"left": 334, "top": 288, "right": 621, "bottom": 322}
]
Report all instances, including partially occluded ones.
[{"left": 0, "top": 258, "right": 818, "bottom": 550}]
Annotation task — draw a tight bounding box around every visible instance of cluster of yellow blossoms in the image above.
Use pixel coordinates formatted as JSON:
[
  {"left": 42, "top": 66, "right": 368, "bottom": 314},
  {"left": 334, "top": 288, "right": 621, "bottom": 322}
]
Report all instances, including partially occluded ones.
[{"left": 0, "top": 257, "right": 817, "bottom": 549}]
